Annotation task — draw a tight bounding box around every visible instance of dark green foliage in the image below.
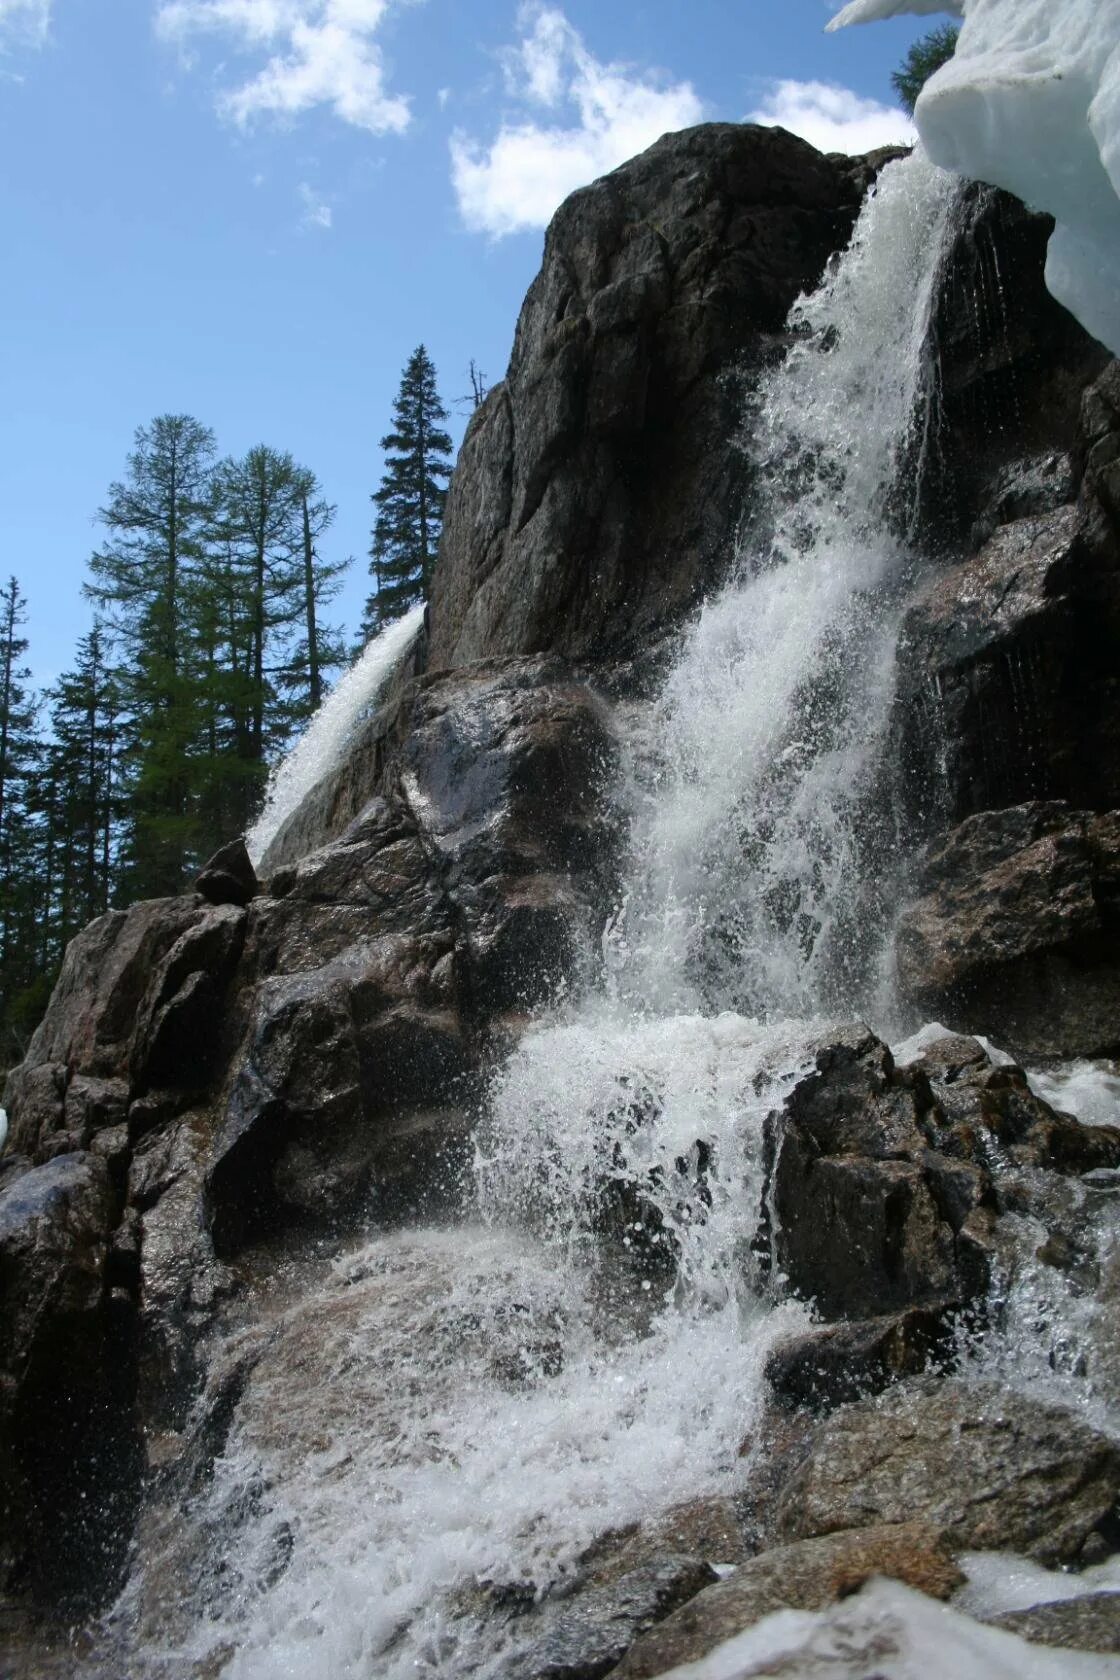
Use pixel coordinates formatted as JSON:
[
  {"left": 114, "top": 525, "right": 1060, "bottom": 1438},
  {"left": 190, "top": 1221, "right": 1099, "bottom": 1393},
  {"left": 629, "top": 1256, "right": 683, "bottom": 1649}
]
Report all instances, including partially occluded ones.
[
  {"left": 86, "top": 414, "right": 218, "bottom": 897},
  {"left": 365, "top": 346, "right": 453, "bottom": 634},
  {"left": 0, "top": 417, "right": 349, "bottom": 1065},
  {"left": 285, "top": 473, "right": 348, "bottom": 721},
  {"left": 41, "top": 625, "right": 120, "bottom": 945},
  {"left": 0, "top": 578, "right": 48, "bottom": 1065},
  {"left": 892, "top": 25, "right": 960, "bottom": 116},
  {"left": 83, "top": 419, "right": 348, "bottom": 892}
]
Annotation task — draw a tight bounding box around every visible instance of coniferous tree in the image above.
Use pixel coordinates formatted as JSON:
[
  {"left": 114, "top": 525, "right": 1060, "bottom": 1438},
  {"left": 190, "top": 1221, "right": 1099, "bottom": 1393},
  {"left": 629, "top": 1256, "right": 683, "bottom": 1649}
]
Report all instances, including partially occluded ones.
[
  {"left": 86, "top": 415, "right": 217, "bottom": 897},
  {"left": 364, "top": 346, "right": 453, "bottom": 634},
  {"left": 892, "top": 25, "right": 959, "bottom": 115},
  {"left": 0, "top": 577, "right": 45, "bottom": 1062},
  {"left": 211, "top": 443, "right": 303, "bottom": 814},
  {"left": 43, "top": 624, "right": 120, "bottom": 941}
]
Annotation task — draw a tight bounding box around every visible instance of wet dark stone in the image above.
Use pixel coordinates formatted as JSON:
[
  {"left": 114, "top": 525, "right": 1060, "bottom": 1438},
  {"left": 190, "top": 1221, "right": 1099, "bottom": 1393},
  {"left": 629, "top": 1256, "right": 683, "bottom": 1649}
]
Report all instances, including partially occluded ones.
[{"left": 194, "top": 836, "right": 259, "bottom": 907}]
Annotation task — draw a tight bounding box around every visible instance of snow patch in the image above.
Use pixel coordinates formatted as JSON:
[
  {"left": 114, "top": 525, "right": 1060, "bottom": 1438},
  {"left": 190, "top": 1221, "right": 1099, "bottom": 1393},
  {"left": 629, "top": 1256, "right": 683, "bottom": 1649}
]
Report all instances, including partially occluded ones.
[
  {"left": 827, "top": 0, "right": 1120, "bottom": 356},
  {"left": 826, "top": 0, "right": 962, "bottom": 28}
]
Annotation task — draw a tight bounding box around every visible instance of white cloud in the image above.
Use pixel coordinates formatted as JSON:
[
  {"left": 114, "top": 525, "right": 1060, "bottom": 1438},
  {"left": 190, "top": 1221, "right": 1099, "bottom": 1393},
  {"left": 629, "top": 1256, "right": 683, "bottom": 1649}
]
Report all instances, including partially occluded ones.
[
  {"left": 0, "top": 0, "right": 51, "bottom": 50},
  {"left": 154, "top": 0, "right": 412, "bottom": 135},
  {"left": 451, "top": 4, "right": 704, "bottom": 238},
  {"left": 298, "top": 180, "right": 332, "bottom": 227},
  {"left": 747, "top": 79, "right": 916, "bottom": 155}
]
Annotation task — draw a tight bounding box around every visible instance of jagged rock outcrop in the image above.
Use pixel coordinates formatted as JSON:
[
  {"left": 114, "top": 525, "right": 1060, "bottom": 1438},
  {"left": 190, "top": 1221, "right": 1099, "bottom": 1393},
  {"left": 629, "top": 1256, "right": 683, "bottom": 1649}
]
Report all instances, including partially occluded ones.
[{"left": 428, "top": 125, "right": 891, "bottom": 671}]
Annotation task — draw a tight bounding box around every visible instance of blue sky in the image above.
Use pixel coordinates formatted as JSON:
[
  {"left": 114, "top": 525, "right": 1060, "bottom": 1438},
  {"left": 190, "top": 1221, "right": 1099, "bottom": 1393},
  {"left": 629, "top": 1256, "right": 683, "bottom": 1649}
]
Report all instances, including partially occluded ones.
[{"left": 0, "top": 0, "right": 941, "bottom": 686}]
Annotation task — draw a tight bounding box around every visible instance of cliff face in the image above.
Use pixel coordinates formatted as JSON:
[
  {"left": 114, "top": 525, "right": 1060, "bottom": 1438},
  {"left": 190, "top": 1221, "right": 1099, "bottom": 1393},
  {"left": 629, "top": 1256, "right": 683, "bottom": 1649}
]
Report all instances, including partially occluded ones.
[
  {"left": 4, "top": 125, "right": 1120, "bottom": 1666},
  {"left": 428, "top": 124, "right": 882, "bottom": 669}
]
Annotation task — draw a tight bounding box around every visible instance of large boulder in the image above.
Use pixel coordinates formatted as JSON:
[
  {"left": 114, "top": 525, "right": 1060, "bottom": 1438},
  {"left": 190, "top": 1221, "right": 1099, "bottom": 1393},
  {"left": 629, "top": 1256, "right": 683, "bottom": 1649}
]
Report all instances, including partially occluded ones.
[
  {"left": 764, "top": 1027, "right": 993, "bottom": 1322},
  {"left": 771, "top": 1380, "right": 1120, "bottom": 1566},
  {"left": 428, "top": 125, "right": 882, "bottom": 670},
  {"left": 895, "top": 802, "right": 1120, "bottom": 1057},
  {"left": 4, "top": 897, "right": 246, "bottom": 1162}
]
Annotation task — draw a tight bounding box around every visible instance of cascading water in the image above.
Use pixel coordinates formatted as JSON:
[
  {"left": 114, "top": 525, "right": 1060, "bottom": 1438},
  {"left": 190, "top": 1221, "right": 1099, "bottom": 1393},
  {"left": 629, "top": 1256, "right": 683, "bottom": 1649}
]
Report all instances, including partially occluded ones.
[
  {"left": 246, "top": 601, "right": 426, "bottom": 866},
  {"left": 603, "top": 150, "right": 959, "bottom": 1023},
  {"left": 107, "top": 150, "right": 1119, "bottom": 1680}
]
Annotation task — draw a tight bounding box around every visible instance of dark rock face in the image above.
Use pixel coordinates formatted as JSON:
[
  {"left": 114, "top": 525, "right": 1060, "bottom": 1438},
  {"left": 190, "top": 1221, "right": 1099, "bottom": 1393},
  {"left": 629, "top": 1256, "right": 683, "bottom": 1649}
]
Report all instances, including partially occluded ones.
[
  {"left": 429, "top": 125, "right": 878, "bottom": 670},
  {"left": 765, "top": 1027, "right": 993, "bottom": 1322},
  {"left": 0, "top": 1154, "right": 141, "bottom": 1609},
  {"left": 5, "top": 897, "right": 246, "bottom": 1162},
  {"left": 896, "top": 802, "right": 1120, "bottom": 1057},
  {"left": 916, "top": 186, "right": 1107, "bottom": 554},
  {"left": 194, "top": 836, "right": 259, "bottom": 907},
  {"left": 501, "top": 1557, "right": 717, "bottom": 1680},
  {"left": 764, "top": 1308, "right": 957, "bottom": 1412}
]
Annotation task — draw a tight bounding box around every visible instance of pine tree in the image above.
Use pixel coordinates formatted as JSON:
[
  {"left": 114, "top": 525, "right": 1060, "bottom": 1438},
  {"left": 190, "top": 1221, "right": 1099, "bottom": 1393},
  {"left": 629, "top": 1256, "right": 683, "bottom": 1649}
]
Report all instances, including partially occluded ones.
[
  {"left": 364, "top": 346, "right": 453, "bottom": 634},
  {"left": 0, "top": 577, "right": 45, "bottom": 1063},
  {"left": 892, "top": 25, "right": 959, "bottom": 116},
  {"left": 86, "top": 415, "right": 217, "bottom": 897},
  {"left": 43, "top": 624, "right": 120, "bottom": 941}
]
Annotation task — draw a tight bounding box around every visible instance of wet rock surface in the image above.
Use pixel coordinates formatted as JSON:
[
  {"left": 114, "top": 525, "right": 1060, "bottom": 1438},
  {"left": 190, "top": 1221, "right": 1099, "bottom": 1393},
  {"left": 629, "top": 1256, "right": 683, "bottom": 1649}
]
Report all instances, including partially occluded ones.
[
  {"left": 501, "top": 1557, "right": 716, "bottom": 1680},
  {"left": 766, "top": 1026, "right": 993, "bottom": 1322},
  {"left": 985, "top": 1593, "right": 1120, "bottom": 1653},
  {"left": 611, "top": 1522, "right": 963, "bottom": 1679},
  {"left": 896, "top": 802, "right": 1120, "bottom": 1057},
  {"left": 0, "top": 1153, "right": 140, "bottom": 1610},
  {"left": 771, "top": 1380, "right": 1120, "bottom": 1565}
]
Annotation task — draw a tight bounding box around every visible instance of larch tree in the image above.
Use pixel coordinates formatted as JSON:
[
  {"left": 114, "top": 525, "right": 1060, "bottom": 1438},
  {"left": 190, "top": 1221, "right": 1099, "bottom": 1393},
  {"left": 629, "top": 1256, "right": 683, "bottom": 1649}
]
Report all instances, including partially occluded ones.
[
  {"left": 86, "top": 414, "right": 217, "bottom": 897},
  {"left": 364, "top": 345, "right": 453, "bottom": 635}
]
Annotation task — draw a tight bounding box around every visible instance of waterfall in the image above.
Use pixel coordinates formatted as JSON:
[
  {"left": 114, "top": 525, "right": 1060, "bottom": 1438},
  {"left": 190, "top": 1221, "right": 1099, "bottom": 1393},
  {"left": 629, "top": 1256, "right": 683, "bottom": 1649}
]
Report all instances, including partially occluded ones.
[
  {"left": 606, "top": 150, "right": 960, "bottom": 1024},
  {"left": 123, "top": 152, "right": 997, "bottom": 1679},
  {"left": 246, "top": 601, "right": 426, "bottom": 865}
]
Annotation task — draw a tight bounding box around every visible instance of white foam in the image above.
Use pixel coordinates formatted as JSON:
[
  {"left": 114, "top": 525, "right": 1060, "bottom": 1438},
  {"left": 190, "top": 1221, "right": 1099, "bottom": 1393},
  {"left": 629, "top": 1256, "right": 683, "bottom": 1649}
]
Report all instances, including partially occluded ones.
[
  {"left": 607, "top": 152, "right": 961, "bottom": 1023},
  {"left": 1027, "top": 1061, "right": 1120, "bottom": 1128},
  {"left": 957, "top": 1550, "right": 1120, "bottom": 1618},
  {"left": 246, "top": 602, "right": 425, "bottom": 865}
]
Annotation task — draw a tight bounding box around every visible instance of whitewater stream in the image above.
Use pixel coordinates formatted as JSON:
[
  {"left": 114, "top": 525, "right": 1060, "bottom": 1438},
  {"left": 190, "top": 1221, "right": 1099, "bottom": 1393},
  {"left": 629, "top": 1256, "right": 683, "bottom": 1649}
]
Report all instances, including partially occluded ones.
[{"left": 101, "top": 152, "right": 1120, "bottom": 1680}]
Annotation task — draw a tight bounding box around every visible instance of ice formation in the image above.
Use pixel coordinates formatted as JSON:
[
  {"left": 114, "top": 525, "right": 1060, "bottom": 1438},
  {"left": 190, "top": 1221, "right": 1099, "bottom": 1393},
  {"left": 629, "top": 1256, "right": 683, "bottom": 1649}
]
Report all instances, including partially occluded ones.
[{"left": 827, "top": 0, "right": 1120, "bottom": 357}]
